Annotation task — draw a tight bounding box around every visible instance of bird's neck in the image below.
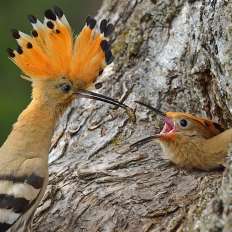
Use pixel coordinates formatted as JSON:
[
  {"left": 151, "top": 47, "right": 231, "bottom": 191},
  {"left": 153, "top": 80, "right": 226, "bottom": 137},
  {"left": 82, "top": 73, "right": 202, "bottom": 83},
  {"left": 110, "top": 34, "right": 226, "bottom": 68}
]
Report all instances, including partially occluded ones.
[
  {"left": 1, "top": 98, "right": 58, "bottom": 160},
  {"left": 204, "top": 128, "right": 232, "bottom": 155}
]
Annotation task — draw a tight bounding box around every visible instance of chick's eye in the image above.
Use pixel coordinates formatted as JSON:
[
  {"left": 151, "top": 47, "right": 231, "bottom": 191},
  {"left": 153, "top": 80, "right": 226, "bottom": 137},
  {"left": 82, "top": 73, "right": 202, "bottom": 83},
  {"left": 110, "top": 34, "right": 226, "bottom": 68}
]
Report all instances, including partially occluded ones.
[
  {"left": 179, "top": 119, "right": 188, "bottom": 127},
  {"left": 95, "top": 82, "right": 103, "bottom": 89},
  {"left": 60, "top": 84, "right": 71, "bottom": 93}
]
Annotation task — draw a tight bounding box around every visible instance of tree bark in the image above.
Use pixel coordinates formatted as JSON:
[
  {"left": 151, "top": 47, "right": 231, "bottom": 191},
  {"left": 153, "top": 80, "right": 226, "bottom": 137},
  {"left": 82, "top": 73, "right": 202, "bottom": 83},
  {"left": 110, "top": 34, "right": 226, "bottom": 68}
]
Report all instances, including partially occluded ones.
[{"left": 32, "top": 0, "right": 232, "bottom": 231}]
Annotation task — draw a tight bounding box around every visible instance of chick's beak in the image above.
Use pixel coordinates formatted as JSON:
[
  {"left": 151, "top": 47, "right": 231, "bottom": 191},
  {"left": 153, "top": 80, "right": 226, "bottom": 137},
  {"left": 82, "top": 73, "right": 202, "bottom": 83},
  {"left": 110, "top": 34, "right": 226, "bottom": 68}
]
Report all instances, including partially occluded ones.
[
  {"left": 129, "top": 117, "right": 176, "bottom": 151},
  {"left": 135, "top": 101, "right": 176, "bottom": 134},
  {"left": 75, "top": 89, "right": 136, "bottom": 122},
  {"left": 129, "top": 101, "right": 176, "bottom": 151},
  {"left": 135, "top": 101, "right": 166, "bottom": 117},
  {"left": 129, "top": 135, "right": 161, "bottom": 151},
  {"left": 161, "top": 117, "right": 175, "bottom": 134}
]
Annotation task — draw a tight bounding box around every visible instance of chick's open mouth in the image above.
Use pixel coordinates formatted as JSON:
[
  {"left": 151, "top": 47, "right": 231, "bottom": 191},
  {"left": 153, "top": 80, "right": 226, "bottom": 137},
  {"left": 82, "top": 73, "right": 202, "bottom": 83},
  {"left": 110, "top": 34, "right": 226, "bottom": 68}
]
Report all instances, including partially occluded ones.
[
  {"left": 129, "top": 116, "right": 176, "bottom": 151},
  {"left": 160, "top": 117, "right": 175, "bottom": 134}
]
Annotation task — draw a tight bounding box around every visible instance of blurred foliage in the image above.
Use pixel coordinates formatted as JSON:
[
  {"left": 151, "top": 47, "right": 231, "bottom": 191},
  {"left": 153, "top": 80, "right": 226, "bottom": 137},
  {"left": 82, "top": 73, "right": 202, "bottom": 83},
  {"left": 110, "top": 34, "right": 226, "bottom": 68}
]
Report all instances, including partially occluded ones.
[{"left": 0, "top": 0, "right": 102, "bottom": 144}]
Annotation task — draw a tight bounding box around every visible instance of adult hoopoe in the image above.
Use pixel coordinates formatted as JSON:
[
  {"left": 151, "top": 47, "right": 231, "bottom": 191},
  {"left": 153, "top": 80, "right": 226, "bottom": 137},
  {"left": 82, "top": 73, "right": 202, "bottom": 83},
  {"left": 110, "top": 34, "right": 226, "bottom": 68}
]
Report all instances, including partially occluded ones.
[
  {"left": 1, "top": 7, "right": 134, "bottom": 232},
  {"left": 131, "top": 101, "right": 232, "bottom": 171}
]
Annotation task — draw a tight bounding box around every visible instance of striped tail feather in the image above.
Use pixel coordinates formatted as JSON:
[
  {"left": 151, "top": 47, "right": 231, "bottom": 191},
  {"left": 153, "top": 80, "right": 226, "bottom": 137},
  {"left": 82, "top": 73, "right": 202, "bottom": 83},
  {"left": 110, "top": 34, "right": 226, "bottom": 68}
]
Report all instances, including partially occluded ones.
[{"left": 0, "top": 174, "right": 44, "bottom": 231}]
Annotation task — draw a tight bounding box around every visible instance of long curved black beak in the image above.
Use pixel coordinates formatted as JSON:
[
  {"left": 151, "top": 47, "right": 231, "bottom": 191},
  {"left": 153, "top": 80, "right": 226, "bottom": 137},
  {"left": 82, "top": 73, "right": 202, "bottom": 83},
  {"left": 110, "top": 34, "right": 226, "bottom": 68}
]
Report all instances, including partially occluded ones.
[
  {"left": 129, "top": 135, "right": 160, "bottom": 151},
  {"left": 135, "top": 101, "right": 165, "bottom": 117},
  {"left": 76, "top": 89, "right": 136, "bottom": 122},
  {"left": 128, "top": 101, "right": 164, "bottom": 151}
]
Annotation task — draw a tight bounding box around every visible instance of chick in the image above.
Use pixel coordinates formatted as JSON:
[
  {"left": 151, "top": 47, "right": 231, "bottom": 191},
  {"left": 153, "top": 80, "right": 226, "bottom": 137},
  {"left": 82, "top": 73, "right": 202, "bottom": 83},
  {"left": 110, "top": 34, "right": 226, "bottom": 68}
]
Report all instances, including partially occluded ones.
[{"left": 131, "top": 101, "right": 231, "bottom": 171}]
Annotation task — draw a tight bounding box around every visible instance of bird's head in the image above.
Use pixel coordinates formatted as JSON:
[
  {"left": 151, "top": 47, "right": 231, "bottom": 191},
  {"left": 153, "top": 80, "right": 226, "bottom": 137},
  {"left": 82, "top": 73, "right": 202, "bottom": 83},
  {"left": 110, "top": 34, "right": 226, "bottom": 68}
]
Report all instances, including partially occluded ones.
[
  {"left": 8, "top": 7, "right": 134, "bottom": 119},
  {"left": 130, "top": 101, "right": 225, "bottom": 149},
  {"left": 159, "top": 111, "right": 225, "bottom": 141}
]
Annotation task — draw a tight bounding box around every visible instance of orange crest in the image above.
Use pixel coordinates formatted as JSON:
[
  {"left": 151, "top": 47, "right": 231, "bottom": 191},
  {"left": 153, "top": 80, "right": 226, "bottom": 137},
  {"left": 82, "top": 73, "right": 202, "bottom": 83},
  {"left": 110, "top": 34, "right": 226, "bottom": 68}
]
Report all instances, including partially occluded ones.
[{"left": 7, "top": 7, "right": 114, "bottom": 86}]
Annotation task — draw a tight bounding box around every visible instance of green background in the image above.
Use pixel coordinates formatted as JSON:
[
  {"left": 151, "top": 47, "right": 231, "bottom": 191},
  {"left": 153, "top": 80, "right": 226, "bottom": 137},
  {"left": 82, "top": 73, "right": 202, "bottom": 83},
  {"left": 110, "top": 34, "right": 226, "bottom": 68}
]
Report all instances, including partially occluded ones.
[{"left": 0, "top": 0, "right": 102, "bottom": 144}]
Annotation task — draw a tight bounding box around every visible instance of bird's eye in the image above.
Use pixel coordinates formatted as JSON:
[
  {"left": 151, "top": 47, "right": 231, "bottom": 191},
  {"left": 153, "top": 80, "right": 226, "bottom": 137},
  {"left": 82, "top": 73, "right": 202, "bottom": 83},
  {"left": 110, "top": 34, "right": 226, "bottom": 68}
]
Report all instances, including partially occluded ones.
[
  {"left": 95, "top": 82, "right": 103, "bottom": 89},
  {"left": 179, "top": 119, "right": 188, "bottom": 128},
  {"left": 60, "top": 83, "right": 71, "bottom": 93}
]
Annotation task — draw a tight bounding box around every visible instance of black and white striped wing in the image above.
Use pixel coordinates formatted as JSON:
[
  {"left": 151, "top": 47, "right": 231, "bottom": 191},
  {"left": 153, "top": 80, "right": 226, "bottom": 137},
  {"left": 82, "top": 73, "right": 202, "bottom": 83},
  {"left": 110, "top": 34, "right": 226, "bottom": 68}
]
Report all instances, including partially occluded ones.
[{"left": 0, "top": 174, "right": 44, "bottom": 231}]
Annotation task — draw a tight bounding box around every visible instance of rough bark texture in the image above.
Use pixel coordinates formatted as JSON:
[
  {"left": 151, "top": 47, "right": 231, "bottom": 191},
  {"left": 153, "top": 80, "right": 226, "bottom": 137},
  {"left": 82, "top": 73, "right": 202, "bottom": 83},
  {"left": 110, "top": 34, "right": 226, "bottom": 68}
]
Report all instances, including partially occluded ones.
[{"left": 33, "top": 0, "right": 232, "bottom": 231}]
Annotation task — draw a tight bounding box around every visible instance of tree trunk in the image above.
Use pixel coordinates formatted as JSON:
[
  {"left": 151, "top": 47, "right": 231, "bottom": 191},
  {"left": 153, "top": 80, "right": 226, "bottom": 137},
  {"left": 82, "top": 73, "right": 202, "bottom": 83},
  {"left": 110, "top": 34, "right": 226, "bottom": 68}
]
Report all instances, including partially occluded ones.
[{"left": 32, "top": 0, "right": 232, "bottom": 231}]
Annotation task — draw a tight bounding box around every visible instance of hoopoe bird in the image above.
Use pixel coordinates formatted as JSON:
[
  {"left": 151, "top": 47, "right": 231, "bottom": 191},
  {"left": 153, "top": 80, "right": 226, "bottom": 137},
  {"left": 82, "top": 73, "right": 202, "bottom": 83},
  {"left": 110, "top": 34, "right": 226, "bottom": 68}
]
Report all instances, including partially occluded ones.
[
  {"left": 1, "top": 7, "right": 134, "bottom": 232},
  {"left": 131, "top": 101, "right": 232, "bottom": 171}
]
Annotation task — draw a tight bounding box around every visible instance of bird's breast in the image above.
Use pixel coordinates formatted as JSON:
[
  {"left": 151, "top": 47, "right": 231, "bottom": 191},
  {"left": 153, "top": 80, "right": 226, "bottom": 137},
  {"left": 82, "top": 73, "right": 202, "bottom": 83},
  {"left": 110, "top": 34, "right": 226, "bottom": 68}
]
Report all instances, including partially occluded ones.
[{"left": 159, "top": 137, "right": 208, "bottom": 169}]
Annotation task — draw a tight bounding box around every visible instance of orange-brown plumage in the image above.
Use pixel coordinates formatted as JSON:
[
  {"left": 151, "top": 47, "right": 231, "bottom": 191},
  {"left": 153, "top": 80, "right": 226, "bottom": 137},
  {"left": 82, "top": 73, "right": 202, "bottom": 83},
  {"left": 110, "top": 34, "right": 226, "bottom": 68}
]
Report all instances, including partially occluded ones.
[
  {"left": 133, "top": 101, "right": 231, "bottom": 171},
  {"left": 1, "top": 7, "right": 133, "bottom": 231}
]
